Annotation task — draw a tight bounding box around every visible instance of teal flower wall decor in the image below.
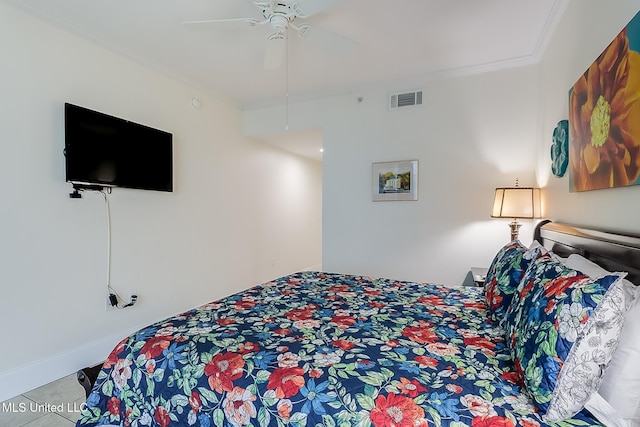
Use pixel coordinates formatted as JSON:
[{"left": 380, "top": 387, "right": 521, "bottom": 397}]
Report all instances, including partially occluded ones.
[{"left": 551, "top": 119, "right": 569, "bottom": 177}]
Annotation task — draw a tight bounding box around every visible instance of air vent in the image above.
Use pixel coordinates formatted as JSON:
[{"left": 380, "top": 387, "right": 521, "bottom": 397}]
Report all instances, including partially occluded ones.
[{"left": 388, "top": 90, "right": 423, "bottom": 110}]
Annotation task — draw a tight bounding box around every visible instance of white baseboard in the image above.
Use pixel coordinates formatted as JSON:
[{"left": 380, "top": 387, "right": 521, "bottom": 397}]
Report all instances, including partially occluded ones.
[
  {"left": 0, "top": 328, "right": 137, "bottom": 403},
  {"left": 302, "top": 263, "right": 323, "bottom": 272}
]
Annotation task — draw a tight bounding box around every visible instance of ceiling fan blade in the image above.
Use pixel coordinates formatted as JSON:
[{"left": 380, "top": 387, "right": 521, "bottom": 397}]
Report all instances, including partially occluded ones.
[
  {"left": 295, "top": 0, "right": 344, "bottom": 17},
  {"left": 183, "top": 18, "right": 263, "bottom": 30},
  {"left": 296, "top": 24, "right": 357, "bottom": 56},
  {"left": 263, "top": 33, "right": 286, "bottom": 69}
]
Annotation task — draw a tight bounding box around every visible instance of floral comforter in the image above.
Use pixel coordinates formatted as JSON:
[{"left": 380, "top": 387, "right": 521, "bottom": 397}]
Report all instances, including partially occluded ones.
[{"left": 77, "top": 271, "right": 602, "bottom": 427}]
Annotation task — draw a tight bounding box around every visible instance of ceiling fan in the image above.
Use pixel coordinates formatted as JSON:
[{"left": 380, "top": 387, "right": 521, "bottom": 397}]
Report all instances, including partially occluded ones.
[{"left": 183, "top": 0, "right": 355, "bottom": 69}]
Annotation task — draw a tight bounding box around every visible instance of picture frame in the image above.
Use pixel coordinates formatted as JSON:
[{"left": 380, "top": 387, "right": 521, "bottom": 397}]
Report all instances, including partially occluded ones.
[
  {"left": 568, "top": 10, "right": 640, "bottom": 192},
  {"left": 372, "top": 160, "right": 418, "bottom": 201}
]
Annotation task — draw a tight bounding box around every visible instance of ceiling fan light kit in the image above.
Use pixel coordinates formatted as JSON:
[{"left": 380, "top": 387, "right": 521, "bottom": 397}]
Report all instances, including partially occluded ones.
[
  {"left": 182, "top": 0, "right": 353, "bottom": 129},
  {"left": 183, "top": 0, "right": 353, "bottom": 70},
  {"left": 265, "top": 10, "right": 290, "bottom": 32}
]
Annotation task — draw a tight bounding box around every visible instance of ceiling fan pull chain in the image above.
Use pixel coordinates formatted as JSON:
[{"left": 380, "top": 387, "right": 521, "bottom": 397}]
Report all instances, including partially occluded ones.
[{"left": 285, "top": 26, "right": 290, "bottom": 131}]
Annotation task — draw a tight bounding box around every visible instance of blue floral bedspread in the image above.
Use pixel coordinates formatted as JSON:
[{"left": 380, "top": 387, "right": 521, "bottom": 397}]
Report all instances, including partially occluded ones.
[{"left": 77, "top": 271, "right": 602, "bottom": 427}]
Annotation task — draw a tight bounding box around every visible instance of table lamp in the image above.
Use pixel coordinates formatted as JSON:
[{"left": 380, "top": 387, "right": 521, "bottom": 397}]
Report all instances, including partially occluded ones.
[{"left": 491, "top": 179, "right": 541, "bottom": 241}]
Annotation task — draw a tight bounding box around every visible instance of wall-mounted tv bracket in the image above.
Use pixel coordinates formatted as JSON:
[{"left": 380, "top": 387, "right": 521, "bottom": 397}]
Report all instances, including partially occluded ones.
[{"left": 69, "top": 183, "right": 107, "bottom": 198}]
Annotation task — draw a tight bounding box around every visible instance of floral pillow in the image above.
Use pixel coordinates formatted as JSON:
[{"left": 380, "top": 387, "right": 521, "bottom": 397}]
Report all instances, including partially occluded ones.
[
  {"left": 504, "top": 253, "right": 633, "bottom": 422},
  {"left": 484, "top": 241, "right": 540, "bottom": 324}
]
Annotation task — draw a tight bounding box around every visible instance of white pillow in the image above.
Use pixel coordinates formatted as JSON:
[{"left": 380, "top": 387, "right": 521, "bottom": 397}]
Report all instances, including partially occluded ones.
[
  {"left": 528, "top": 239, "right": 547, "bottom": 253},
  {"left": 598, "top": 295, "right": 640, "bottom": 426},
  {"left": 562, "top": 253, "right": 613, "bottom": 277},
  {"left": 561, "top": 254, "right": 640, "bottom": 426},
  {"left": 585, "top": 392, "right": 629, "bottom": 427},
  {"left": 562, "top": 253, "right": 637, "bottom": 297}
]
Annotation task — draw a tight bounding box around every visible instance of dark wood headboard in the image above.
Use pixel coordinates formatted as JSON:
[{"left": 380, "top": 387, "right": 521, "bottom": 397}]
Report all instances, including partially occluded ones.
[{"left": 534, "top": 220, "right": 640, "bottom": 285}]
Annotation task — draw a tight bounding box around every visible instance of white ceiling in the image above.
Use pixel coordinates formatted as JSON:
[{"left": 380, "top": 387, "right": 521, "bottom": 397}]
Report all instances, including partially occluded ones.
[{"left": 5, "top": 0, "right": 566, "bottom": 160}]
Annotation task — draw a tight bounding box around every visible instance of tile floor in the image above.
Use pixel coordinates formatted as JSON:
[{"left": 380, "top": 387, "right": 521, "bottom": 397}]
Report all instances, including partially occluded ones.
[{"left": 0, "top": 373, "right": 86, "bottom": 427}]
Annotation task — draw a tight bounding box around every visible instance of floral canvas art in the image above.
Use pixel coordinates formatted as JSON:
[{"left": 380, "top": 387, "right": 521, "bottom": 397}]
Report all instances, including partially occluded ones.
[{"left": 569, "top": 11, "right": 640, "bottom": 191}]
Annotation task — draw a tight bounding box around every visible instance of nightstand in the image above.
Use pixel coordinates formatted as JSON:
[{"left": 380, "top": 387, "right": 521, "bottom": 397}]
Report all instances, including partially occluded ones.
[{"left": 462, "top": 267, "right": 488, "bottom": 287}]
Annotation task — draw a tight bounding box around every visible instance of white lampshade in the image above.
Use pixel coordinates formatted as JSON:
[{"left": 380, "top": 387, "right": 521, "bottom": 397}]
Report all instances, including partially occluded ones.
[{"left": 491, "top": 187, "right": 541, "bottom": 219}]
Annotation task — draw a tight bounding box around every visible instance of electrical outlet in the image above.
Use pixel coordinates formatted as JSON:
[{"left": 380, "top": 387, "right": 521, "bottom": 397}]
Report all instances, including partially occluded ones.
[
  {"left": 105, "top": 296, "right": 115, "bottom": 311},
  {"left": 128, "top": 294, "right": 138, "bottom": 307}
]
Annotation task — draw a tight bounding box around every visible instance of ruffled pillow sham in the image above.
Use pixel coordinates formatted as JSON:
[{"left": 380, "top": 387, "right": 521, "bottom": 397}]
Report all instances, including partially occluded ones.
[
  {"left": 484, "top": 240, "right": 541, "bottom": 324},
  {"left": 562, "top": 254, "right": 640, "bottom": 426},
  {"left": 504, "top": 253, "right": 633, "bottom": 422}
]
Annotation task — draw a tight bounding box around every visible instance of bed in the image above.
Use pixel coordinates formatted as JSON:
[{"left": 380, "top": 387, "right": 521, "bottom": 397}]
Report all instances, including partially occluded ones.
[{"left": 76, "top": 221, "right": 640, "bottom": 427}]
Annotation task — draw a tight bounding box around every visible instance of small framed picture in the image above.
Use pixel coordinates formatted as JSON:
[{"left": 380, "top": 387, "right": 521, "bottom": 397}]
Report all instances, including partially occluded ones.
[{"left": 372, "top": 160, "right": 418, "bottom": 201}]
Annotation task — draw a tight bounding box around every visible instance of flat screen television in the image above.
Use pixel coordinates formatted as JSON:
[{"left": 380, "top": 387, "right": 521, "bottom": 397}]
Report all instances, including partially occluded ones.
[{"left": 64, "top": 103, "right": 173, "bottom": 192}]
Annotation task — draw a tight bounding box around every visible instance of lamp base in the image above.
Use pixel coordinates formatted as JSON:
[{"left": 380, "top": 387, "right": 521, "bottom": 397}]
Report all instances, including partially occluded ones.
[{"left": 509, "top": 220, "right": 522, "bottom": 241}]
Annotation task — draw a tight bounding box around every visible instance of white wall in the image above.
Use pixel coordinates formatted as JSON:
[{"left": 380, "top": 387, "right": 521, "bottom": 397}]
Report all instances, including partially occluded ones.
[
  {"left": 246, "top": 66, "right": 542, "bottom": 285},
  {"left": 321, "top": 69, "right": 542, "bottom": 284},
  {"left": 0, "top": 3, "right": 321, "bottom": 401},
  {"left": 537, "top": 0, "right": 640, "bottom": 231}
]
